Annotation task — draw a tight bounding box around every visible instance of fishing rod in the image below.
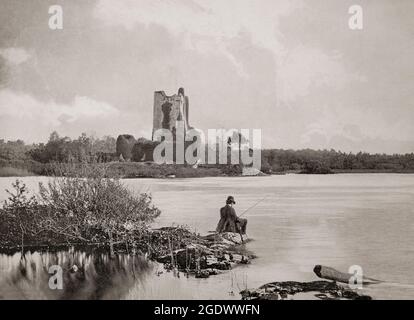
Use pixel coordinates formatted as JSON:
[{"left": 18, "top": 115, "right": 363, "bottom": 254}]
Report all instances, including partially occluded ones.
[
  {"left": 238, "top": 195, "right": 268, "bottom": 218},
  {"left": 207, "top": 195, "right": 268, "bottom": 234}
]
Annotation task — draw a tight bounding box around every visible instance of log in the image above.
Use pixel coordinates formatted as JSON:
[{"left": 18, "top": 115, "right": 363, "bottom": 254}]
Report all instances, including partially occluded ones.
[{"left": 313, "top": 265, "right": 381, "bottom": 285}]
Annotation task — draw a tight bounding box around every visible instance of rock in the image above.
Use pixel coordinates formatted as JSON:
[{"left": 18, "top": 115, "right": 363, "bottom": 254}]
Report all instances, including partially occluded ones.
[
  {"left": 279, "top": 290, "right": 288, "bottom": 299},
  {"left": 204, "top": 256, "right": 231, "bottom": 270},
  {"left": 201, "top": 232, "right": 248, "bottom": 245},
  {"left": 155, "top": 229, "right": 255, "bottom": 280},
  {"left": 209, "top": 244, "right": 228, "bottom": 251},
  {"left": 231, "top": 254, "right": 250, "bottom": 265},
  {"left": 240, "top": 281, "right": 372, "bottom": 300},
  {"left": 195, "top": 270, "right": 210, "bottom": 278},
  {"left": 221, "top": 232, "right": 248, "bottom": 245},
  {"left": 206, "top": 268, "right": 219, "bottom": 275},
  {"left": 213, "top": 261, "right": 232, "bottom": 270},
  {"left": 156, "top": 254, "right": 171, "bottom": 264},
  {"left": 266, "top": 293, "right": 280, "bottom": 300},
  {"left": 158, "top": 244, "right": 213, "bottom": 270},
  {"left": 205, "top": 256, "right": 219, "bottom": 267},
  {"left": 201, "top": 233, "right": 225, "bottom": 242},
  {"left": 164, "top": 263, "right": 174, "bottom": 271},
  {"left": 242, "top": 167, "right": 266, "bottom": 176}
]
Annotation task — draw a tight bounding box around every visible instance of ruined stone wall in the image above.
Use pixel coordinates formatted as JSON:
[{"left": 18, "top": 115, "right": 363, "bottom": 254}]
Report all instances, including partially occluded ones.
[
  {"left": 152, "top": 88, "right": 190, "bottom": 140},
  {"left": 116, "top": 134, "right": 137, "bottom": 161}
]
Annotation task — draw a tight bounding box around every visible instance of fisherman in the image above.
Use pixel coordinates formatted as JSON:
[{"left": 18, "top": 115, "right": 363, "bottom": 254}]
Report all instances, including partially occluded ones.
[{"left": 216, "top": 196, "right": 248, "bottom": 236}]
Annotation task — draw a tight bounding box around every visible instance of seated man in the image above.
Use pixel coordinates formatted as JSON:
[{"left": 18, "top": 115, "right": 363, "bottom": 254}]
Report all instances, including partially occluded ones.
[{"left": 216, "top": 196, "right": 248, "bottom": 235}]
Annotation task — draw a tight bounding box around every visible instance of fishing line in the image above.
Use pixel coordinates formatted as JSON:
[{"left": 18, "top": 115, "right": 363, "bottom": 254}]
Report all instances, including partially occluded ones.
[{"left": 238, "top": 195, "right": 268, "bottom": 218}]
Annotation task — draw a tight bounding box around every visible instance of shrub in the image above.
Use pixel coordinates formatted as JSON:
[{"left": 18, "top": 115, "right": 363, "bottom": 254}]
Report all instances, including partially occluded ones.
[
  {"left": 0, "top": 180, "right": 41, "bottom": 247},
  {"left": 0, "top": 167, "right": 33, "bottom": 177},
  {"left": 39, "top": 164, "right": 160, "bottom": 249},
  {"left": 0, "top": 164, "right": 161, "bottom": 253},
  {"left": 301, "top": 160, "right": 333, "bottom": 174}
]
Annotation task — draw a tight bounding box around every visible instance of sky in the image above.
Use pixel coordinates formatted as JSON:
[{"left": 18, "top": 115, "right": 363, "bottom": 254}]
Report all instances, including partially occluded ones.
[{"left": 0, "top": 0, "right": 413, "bottom": 153}]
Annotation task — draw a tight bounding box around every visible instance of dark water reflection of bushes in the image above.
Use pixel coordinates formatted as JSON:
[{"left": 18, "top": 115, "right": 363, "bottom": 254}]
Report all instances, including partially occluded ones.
[{"left": 0, "top": 250, "right": 152, "bottom": 299}]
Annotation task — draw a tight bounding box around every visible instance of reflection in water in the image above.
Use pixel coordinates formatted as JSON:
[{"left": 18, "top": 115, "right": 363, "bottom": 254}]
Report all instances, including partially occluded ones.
[{"left": 0, "top": 250, "right": 152, "bottom": 299}]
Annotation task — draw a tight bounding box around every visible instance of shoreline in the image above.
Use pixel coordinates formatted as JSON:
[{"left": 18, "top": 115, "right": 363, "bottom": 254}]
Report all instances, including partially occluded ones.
[
  {"left": 1, "top": 171, "right": 414, "bottom": 179},
  {"left": 2, "top": 164, "right": 414, "bottom": 179},
  {"left": 2, "top": 158, "right": 414, "bottom": 179},
  {"left": 0, "top": 230, "right": 374, "bottom": 300},
  {"left": 0, "top": 228, "right": 254, "bottom": 281}
]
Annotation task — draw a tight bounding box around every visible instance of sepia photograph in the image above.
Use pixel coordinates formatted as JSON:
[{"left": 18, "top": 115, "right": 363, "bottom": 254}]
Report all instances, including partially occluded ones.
[{"left": 0, "top": 0, "right": 413, "bottom": 312}]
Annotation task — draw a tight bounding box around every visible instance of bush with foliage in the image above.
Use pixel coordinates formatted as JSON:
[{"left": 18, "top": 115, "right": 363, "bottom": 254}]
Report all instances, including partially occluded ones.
[
  {"left": 300, "top": 160, "right": 333, "bottom": 174},
  {"left": 0, "top": 180, "right": 42, "bottom": 248},
  {"left": 0, "top": 164, "right": 160, "bottom": 253}
]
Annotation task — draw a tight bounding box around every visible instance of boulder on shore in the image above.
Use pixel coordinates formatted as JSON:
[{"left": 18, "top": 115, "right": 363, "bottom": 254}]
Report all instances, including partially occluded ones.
[
  {"left": 241, "top": 264, "right": 378, "bottom": 300},
  {"left": 240, "top": 280, "right": 372, "bottom": 300},
  {"left": 156, "top": 231, "right": 253, "bottom": 278}
]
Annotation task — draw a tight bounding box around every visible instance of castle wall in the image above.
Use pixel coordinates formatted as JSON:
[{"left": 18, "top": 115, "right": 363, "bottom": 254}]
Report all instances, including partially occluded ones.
[{"left": 152, "top": 88, "right": 190, "bottom": 140}]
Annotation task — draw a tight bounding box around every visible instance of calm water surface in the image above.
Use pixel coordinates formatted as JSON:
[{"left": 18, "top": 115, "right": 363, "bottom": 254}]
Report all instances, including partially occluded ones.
[{"left": 1, "top": 174, "right": 413, "bottom": 299}]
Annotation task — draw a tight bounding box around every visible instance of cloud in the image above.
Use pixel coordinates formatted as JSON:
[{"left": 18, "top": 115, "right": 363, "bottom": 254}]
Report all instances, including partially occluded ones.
[
  {"left": 1, "top": 0, "right": 410, "bottom": 153},
  {"left": 93, "top": 0, "right": 303, "bottom": 79},
  {"left": 93, "top": 0, "right": 364, "bottom": 102},
  {"left": 0, "top": 47, "right": 31, "bottom": 65},
  {"left": 0, "top": 89, "right": 119, "bottom": 126},
  {"left": 299, "top": 113, "right": 414, "bottom": 154},
  {"left": 93, "top": 0, "right": 301, "bottom": 46},
  {"left": 277, "top": 46, "right": 366, "bottom": 103}
]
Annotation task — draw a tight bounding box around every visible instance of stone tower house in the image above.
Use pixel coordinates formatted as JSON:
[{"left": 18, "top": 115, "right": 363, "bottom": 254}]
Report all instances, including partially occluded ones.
[{"left": 152, "top": 87, "right": 190, "bottom": 140}]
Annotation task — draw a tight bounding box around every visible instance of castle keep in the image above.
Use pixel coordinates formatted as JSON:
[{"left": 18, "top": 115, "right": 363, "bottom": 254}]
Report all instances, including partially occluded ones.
[
  {"left": 116, "top": 87, "right": 258, "bottom": 171},
  {"left": 152, "top": 87, "right": 191, "bottom": 140}
]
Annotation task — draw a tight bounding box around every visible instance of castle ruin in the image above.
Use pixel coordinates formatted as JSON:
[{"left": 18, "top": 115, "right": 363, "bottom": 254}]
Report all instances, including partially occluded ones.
[{"left": 152, "top": 87, "right": 191, "bottom": 140}]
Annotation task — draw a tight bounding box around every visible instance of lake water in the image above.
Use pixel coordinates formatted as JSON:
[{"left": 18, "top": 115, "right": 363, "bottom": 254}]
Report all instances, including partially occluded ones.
[{"left": 1, "top": 174, "right": 414, "bottom": 300}]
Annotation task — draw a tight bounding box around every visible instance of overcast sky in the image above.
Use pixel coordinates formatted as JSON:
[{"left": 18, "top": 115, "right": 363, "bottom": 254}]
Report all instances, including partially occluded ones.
[{"left": 0, "top": 0, "right": 413, "bottom": 153}]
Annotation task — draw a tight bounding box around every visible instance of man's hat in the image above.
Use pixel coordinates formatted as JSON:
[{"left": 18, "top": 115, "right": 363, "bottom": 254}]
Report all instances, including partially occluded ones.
[{"left": 226, "top": 196, "right": 236, "bottom": 204}]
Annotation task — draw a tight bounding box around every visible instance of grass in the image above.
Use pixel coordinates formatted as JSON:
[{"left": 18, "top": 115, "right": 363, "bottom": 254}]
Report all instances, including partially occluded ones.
[
  {"left": 0, "top": 161, "right": 241, "bottom": 179},
  {"left": 0, "top": 167, "right": 35, "bottom": 177},
  {"left": 106, "top": 162, "right": 228, "bottom": 178},
  {"left": 333, "top": 168, "right": 414, "bottom": 174}
]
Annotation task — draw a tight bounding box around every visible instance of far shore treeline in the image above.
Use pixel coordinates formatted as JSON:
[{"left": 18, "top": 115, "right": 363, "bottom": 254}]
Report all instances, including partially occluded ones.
[{"left": 1, "top": 131, "right": 414, "bottom": 177}]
